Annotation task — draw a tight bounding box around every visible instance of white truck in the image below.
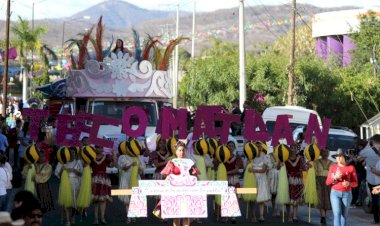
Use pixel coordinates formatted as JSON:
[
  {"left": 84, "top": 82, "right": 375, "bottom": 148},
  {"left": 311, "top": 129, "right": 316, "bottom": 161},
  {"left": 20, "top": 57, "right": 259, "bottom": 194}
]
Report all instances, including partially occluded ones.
[{"left": 64, "top": 54, "right": 173, "bottom": 180}]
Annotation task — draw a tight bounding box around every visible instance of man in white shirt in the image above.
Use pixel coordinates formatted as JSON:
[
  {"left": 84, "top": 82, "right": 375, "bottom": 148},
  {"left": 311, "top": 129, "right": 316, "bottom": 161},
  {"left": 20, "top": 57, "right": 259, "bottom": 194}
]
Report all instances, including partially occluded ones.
[{"left": 360, "top": 134, "right": 380, "bottom": 223}]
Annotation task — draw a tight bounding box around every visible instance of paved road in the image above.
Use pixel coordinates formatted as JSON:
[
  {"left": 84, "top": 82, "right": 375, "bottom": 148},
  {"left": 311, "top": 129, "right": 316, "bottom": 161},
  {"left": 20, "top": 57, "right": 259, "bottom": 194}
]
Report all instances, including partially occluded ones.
[{"left": 39, "top": 177, "right": 373, "bottom": 226}]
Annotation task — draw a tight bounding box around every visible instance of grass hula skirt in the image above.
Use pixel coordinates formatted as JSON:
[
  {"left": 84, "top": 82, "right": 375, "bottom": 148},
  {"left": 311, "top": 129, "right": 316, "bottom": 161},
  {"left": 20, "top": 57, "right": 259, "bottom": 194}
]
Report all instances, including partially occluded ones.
[
  {"left": 304, "top": 163, "right": 318, "bottom": 223},
  {"left": 130, "top": 157, "right": 139, "bottom": 188},
  {"left": 207, "top": 161, "right": 215, "bottom": 181},
  {"left": 77, "top": 165, "right": 92, "bottom": 209},
  {"left": 196, "top": 156, "right": 207, "bottom": 181},
  {"left": 216, "top": 163, "right": 227, "bottom": 206},
  {"left": 25, "top": 164, "right": 36, "bottom": 196},
  {"left": 58, "top": 169, "right": 73, "bottom": 208},
  {"left": 242, "top": 163, "right": 257, "bottom": 202},
  {"left": 276, "top": 165, "right": 289, "bottom": 223}
]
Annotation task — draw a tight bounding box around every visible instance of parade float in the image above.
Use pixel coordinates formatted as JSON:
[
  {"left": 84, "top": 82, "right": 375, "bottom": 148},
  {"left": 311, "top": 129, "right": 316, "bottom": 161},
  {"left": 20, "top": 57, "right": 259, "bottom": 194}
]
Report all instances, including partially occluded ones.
[{"left": 38, "top": 16, "right": 186, "bottom": 141}]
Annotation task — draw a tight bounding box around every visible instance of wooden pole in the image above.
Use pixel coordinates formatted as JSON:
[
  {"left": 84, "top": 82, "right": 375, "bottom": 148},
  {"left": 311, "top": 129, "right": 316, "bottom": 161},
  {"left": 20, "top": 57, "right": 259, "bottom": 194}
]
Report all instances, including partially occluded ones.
[
  {"left": 2, "top": 0, "right": 11, "bottom": 117},
  {"left": 287, "top": 0, "right": 296, "bottom": 105}
]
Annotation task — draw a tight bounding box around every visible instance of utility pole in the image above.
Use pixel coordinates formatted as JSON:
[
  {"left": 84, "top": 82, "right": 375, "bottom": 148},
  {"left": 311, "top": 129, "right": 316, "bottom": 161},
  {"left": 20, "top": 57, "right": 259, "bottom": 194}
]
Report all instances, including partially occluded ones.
[
  {"left": 173, "top": 0, "right": 180, "bottom": 108},
  {"left": 287, "top": 0, "right": 297, "bottom": 105},
  {"left": 239, "top": 0, "right": 246, "bottom": 111},
  {"left": 30, "top": 2, "right": 35, "bottom": 98},
  {"left": 191, "top": 0, "right": 196, "bottom": 58},
  {"left": 2, "top": 0, "right": 11, "bottom": 117}
]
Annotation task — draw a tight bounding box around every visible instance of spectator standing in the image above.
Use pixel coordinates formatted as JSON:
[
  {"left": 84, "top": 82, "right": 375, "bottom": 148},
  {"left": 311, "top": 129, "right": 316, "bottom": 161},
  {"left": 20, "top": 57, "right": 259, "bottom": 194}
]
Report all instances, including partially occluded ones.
[
  {"left": 230, "top": 100, "right": 242, "bottom": 136},
  {"left": 18, "top": 121, "right": 31, "bottom": 170},
  {"left": 326, "top": 149, "right": 358, "bottom": 226},
  {"left": 0, "top": 128, "right": 8, "bottom": 154},
  {"left": 359, "top": 134, "right": 380, "bottom": 224},
  {"left": 6, "top": 119, "right": 19, "bottom": 167},
  {"left": 0, "top": 153, "right": 11, "bottom": 211}
]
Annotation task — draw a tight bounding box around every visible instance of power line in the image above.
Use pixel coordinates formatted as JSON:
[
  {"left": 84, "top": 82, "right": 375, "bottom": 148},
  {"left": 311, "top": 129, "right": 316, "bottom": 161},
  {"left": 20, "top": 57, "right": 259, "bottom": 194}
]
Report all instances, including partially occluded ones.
[
  {"left": 244, "top": 0, "right": 281, "bottom": 40},
  {"left": 251, "top": 0, "right": 289, "bottom": 35}
]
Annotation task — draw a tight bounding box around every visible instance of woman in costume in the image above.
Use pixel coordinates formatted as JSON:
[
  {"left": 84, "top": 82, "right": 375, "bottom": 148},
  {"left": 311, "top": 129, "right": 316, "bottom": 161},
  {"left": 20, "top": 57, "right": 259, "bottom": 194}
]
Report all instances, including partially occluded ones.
[
  {"left": 225, "top": 140, "right": 244, "bottom": 188},
  {"left": 248, "top": 142, "right": 271, "bottom": 223},
  {"left": 219, "top": 140, "right": 243, "bottom": 224},
  {"left": 285, "top": 145, "right": 309, "bottom": 222},
  {"left": 160, "top": 141, "right": 199, "bottom": 226},
  {"left": 112, "top": 39, "right": 133, "bottom": 57},
  {"left": 314, "top": 148, "right": 333, "bottom": 225},
  {"left": 91, "top": 145, "right": 114, "bottom": 225},
  {"left": 149, "top": 139, "right": 171, "bottom": 180},
  {"left": 118, "top": 145, "right": 146, "bottom": 224},
  {"left": 266, "top": 143, "right": 280, "bottom": 216},
  {"left": 34, "top": 150, "right": 54, "bottom": 213},
  {"left": 326, "top": 149, "right": 358, "bottom": 226},
  {"left": 55, "top": 147, "right": 83, "bottom": 226}
]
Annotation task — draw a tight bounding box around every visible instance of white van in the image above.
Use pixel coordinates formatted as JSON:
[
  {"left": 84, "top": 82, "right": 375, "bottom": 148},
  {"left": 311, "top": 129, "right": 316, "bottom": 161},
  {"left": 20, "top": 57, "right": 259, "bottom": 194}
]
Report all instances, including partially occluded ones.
[{"left": 262, "top": 106, "right": 322, "bottom": 135}]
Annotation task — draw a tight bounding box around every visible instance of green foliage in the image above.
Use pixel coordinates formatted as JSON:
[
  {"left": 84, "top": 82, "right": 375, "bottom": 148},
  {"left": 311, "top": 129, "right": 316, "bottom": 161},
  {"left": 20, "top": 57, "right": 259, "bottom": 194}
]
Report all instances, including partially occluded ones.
[
  {"left": 350, "top": 11, "right": 380, "bottom": 69},
  {"left": 179, "top": 39, "right": 239, "bottom": 107},
  {"left": 11, "top": 16, "right": 56, "bottom": 88},
  {"left": 179, "top": 16, "right": 380, "bottom": 129}
]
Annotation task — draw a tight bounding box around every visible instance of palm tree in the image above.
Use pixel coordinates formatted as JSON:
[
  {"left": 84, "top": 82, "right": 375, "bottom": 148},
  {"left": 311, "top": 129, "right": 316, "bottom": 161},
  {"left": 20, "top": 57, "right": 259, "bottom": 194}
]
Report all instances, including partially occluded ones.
[{"left": 11, "top": 16, "right": 57, "bottom": 100}]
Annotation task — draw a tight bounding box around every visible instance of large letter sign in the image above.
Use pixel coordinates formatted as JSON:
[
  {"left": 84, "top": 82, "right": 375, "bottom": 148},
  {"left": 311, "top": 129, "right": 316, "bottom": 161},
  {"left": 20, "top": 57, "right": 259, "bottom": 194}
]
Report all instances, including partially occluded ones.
[
  {"left": 56, "top": 115, "right": 80, "bottom": 146},
  {"left": 160, "top": 107, "right": 188, "bottom": 140},
  {"left": 215, "top": 113, "right": 240, "bottom": 144},
  {"left": 122, "top": 106, "right": 148, "bottom": 138},
  {"left": 193, "top": 106, "right": 223, "bottom": 140},
  {"left": 23, "top": 108, "right": 49, "bottom": 141},
  {"left": 304, "top": 114, "right": 331, "bottom": 149},
  {"left": 271, "top": 115, "right": 295, "bottom": 146},
  {"left": 243, "top": 109, "right": 270, "bottom": 142},
  {"left": 89, "top": 114, "right": 120, "bottom": 148}
]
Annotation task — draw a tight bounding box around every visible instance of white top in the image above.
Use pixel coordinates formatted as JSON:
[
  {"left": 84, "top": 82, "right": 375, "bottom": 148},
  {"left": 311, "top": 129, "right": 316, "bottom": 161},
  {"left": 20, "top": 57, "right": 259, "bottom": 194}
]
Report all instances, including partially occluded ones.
[
  {"left": 4, "top": 162, "right": 12, "bottom": 189},
  {"left": 0, "top": 166, "right": 11, "bottom": 195},
  {"left": 375, "top": 160, "right": 380, "bottom": 185},
  {"left": 55, "top": 160, "right": 83, "bottom": 179},
  {"left": 360, "top": 146, "right": 380, "bottom": 185}
]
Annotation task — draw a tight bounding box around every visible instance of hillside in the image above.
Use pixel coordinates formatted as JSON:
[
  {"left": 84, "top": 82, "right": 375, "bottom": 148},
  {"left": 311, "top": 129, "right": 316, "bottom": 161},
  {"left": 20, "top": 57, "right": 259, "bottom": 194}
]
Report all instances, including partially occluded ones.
[{"left": 0, "top": 1, "right": 359, "bottom": 55}]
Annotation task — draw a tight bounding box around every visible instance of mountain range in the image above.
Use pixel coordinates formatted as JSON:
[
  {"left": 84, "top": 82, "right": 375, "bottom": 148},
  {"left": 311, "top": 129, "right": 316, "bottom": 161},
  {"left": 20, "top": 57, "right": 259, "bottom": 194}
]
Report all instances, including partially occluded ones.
[{"left": 0, "top": 0, "right": 359, "bottom": 55}]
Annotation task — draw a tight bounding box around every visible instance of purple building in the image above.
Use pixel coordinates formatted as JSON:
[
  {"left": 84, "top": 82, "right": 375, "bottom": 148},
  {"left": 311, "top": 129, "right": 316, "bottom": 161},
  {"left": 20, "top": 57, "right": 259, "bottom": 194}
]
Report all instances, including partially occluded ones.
[{"left": 312, "top": 8, "right": 380, "bottom": 66}]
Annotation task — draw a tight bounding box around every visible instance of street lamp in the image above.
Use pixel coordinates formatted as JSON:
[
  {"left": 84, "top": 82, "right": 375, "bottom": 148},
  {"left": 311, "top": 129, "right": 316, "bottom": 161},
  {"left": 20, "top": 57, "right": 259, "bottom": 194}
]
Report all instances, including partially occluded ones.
[{"left": 61, "top": 16, "right": 91, "bottom": 73}]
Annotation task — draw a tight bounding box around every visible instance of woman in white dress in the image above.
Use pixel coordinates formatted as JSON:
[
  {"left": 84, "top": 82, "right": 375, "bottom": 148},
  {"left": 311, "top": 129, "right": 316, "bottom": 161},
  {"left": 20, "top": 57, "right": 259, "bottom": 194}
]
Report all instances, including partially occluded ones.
[
  {"left": 118, "top": 152, "right": 145, "bottom": 223},
  {"left": 249, "top": 147, "right": 271, "bottom": 223},
  {"left": 55, "top": 147, "right": 83, "bottom": 225},
  {"left": 267, "top": 150, "right": 280, "bottom": 216}
]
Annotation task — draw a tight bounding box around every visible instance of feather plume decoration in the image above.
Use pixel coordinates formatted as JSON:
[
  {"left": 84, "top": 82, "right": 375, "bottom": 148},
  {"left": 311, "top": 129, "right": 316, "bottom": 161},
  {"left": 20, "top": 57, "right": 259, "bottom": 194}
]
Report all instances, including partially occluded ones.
[
  {"left": 65, "top": 39, "right": 83, "bottom": 52},
  {"left": 77, "top": 26, "right": 94, "bottom": 69},
  {"left": 152, "top": 46, "right": 163, "bottom": 70},
  {"left": 94, "top": 16, "right": 104, "bottom": 61},
  {"left": 142, "top": 35, "right": 161, "bottom": 61},
  {"left": 70, "top": 51, "right": 77, "bottom": 70},
  {"left": 159, "top": 36, "right": 189, "bottom": 71},
  {"left": 132, "top": 28, "right": 142, "bottom": 62},
  {"left": 102, "top": 36, "right": 114, "bottom": 59}
]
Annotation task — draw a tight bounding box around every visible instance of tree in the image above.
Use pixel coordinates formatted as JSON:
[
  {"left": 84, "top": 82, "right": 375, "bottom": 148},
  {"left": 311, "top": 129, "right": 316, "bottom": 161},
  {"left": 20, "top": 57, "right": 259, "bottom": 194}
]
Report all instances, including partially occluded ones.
[
  {"left": 11, "top": 16, "right": 57, "bottom": 96},
  {"left": 349, "top": 11, "right": 380, "bottom": 71},
  {"left": 179, "top": 39, "right": 241, "bottom": 107}
]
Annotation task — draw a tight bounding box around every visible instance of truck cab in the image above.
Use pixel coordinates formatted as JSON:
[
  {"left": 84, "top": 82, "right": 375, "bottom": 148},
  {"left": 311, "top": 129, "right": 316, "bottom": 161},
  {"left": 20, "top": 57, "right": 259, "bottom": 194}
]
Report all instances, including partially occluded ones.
[{"left": 64, "top": 55, "right": 173, "bottom": 181}]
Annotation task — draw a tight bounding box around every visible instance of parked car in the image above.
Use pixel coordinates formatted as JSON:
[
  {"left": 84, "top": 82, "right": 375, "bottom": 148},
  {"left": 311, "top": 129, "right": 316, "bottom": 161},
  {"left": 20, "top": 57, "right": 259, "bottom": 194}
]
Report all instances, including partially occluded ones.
[{"left": 292, "top": 126, "right": 358, "bottom": 161}]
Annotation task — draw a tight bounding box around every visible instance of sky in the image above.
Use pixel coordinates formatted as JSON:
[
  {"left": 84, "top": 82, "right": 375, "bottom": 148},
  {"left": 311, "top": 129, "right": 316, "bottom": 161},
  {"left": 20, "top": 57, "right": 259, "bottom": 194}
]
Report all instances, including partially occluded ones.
[{"left": 1, "top": 0, "right": 379, "bottom": 20}]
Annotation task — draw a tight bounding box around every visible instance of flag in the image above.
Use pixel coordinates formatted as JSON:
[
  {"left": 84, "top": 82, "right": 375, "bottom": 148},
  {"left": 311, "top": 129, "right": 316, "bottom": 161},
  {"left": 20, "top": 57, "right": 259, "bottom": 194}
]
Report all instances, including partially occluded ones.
[{"left": 1, "top": 47, "right": 18, "bottom": 60}]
